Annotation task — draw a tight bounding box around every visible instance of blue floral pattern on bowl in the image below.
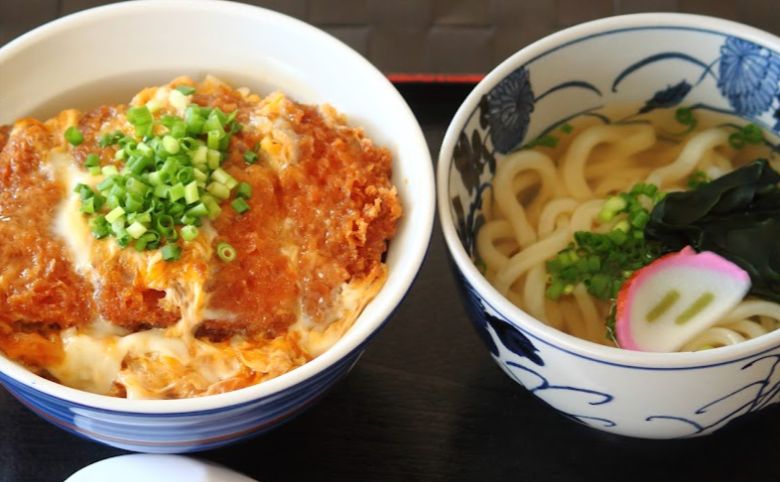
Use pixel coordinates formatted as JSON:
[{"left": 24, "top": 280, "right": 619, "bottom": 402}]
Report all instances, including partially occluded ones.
[
  {"left": 444, "top": 23, "right": 780, "bottom": 438},
  {"left": 718, "top": 37, "right": 780, "bottom": 118},
  {"left": 485, "top": 67, "right": 536, "bottom": 154}
]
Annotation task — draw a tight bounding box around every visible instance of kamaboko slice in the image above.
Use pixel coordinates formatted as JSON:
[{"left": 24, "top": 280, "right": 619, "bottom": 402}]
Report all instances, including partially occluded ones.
[{"left": 615, "top": 246, "right": 750, "bottom": 352}]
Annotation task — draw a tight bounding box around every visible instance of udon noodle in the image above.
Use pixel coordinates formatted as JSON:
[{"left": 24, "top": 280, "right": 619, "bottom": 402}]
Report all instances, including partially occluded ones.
[{"left": 476, "top": 119, "right": 780, "bottom": 350}]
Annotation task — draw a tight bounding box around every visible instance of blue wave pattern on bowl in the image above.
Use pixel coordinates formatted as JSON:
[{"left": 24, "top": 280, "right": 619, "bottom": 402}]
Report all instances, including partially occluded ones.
[
  {"left": 458, "top": 269, "right": 780, "bottom": 435},
  {"left": 448, "top": 27, "right": 780, "bottom": 436},
  {"left": 456, "top": 274, "right": 618, "bottom": 428},
  {"left": 645, "top": 354, "right": 780, "bottom": 434},
  {"left": 0, "top": 350, "right": 361, "bottom": 452}
]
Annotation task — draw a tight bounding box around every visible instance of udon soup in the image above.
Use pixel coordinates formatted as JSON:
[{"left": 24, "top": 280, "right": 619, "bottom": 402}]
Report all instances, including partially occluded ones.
[{"left": 477, "top": 108, "right": 780, "bottom": 352}]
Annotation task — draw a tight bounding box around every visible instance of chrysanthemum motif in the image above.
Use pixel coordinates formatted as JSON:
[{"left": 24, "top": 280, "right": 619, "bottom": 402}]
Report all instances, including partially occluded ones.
[
  {"left": 718, "top": 37, "right": 780, "bottom": 117},
  {"left": 486, "top": 67, "right": 535, "bottom": 153},
  {"left": 774, "top": 96, "right": 780, "bottom": 131}
]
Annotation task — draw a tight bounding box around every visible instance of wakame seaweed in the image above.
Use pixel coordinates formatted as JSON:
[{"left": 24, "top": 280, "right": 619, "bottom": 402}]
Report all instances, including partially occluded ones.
[{"left": 645, "top": 159, "right": 780, "bottom": 302}]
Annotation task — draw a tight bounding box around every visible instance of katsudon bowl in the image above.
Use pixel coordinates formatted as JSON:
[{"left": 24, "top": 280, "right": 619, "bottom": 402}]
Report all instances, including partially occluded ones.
[
  {"left": 438, "top": 13, "right": 780, "bottom": 438},
  {"left": 0, "top": 1, "right": 433, "bottom": 452}
]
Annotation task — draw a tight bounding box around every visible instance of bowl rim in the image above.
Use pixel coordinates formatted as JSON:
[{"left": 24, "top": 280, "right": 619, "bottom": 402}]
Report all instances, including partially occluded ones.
[
  {"left": 0, "top": 0, "right": 435, "bottom": 413},
  {"left": 438, "top": 12, "right": 780, "bottom": 370}
]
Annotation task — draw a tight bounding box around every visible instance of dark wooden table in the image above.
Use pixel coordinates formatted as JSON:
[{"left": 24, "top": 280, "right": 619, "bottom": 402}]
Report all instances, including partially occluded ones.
[{"left": 1, "top": 82, "right": 779, "bottom": 482}]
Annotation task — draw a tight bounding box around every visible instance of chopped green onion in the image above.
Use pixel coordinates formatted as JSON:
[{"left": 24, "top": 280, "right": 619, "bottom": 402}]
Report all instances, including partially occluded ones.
[
  {"left": 211, "top": 168, "right": 230, "bottom": 184},
  {"left": 124, "top": 194, "right": 144, "bottom": 213},
  {"left": 207, "top": 130, "right": 223, "bottom": 150},
  {"left": 141, "top": 231, "right": 161, "bottom": 249},
  {"left": 185, "top": 107, "right": 206, "bottom": 136},
  {"left": 102, "top": 165, "right": 119, "bottom": 177},
  {"left": 236, "top": 182, "right": 252, "bottom": 199},
  {"left": 675, "top": 107, "right": 695, "bottom": 126},
  {"left": 224, "top": 176, "right": 238, "bottom": 189},
  {"left": 161, "top": 244, "right": 182, "bottom": 262},
  {"left": 105, "top": 206, "right": 125, "bottom": 224},
  {"left": 185, "top": 202, "right": 209, "bottom": 217},
  {"left": 80, "top": 197, "right": 97, "bottom": 214},
  {"left": 729, "top": 132, "right": 746, "bottom": 149},
  {"left": 65, "top": 126, "right": 84, "bottom": 146},
  {"left": 729, "top": 123, "right": 764, "bottom": 149},
  {"left": 162, "top": 135, "right": 180, "bottom": 154},
  {"left": 231, "top": 197, "right": 250, "bottom": 214},
  {"left": 127, "top": 106, "right": 153, "bottom": 126},
  {"left": 687, "top": 170, "right": 710, "bottom": 189},
  {"left": 243, "top": 150, "right": 258, "bottom": 164},
  {"left": 175, "top": 85, "right": 196, "bottom": 96},
  {"left": 742, "top": 124, "right": 763, "bottom": 144},
  {"left": 167, "top": 202, "right": 185, "bottom": 217},
  {"left": 90, "top": 216, "right": 111, "bottom": 239},
  {"left": 137, "top": 142, "right": 153, "bottom": 157},
  {"left": 176, "top": 167, "right": 194, "bottom": 184},
  {"left": 192, "top": 145, "right": 208, "bottom": 165},
  {"left": 207, "top": 149, "right": 221, "bottom": 169},
  {"left": 129, "top": 211, "right": 151, "bottom": 226},
  {"left": 203, "top": 196, "right": 221, "bottom": 220},
  {"left": 170, "top": 121, "right": 187, "bottom": 139},
  {"left": 181, "top": 225, "right": 199, "bottom": 242},
  {"left": 192, "top": 168, "right": 208, "bottom": 183},
  {"left": 629, "top": 210, "right": 650, "bottom": 229},
  {"left": 179, "top": 214, "right": 197, "bottom": 225},
  {"left": 99, "top": 131, "right": 122, "bottom": 148},
  {"left": 84, "top": 153, "right": 100, "bottom": 168},
  {"left": 169, "top": 182, "right": 185, "bottom": 202},
  {"left": 216, "top": 242, "right": 237, "bottom": 262},
  {"left": 613, "top": 219, "right": 630, "bottom": 233},
  {"left": 153, "top": 184, "right": 169, "bottom": 199},
  {"left": 74, "top": 183, "right": 93, "bottom": 198},
  {"left": 127, "top": 221, "right": 148, "bottom": 239},
  {"left": 184, "top": 181, "right": 200, "bottom": 204},
  {"left": 598, "top": 196, "right": 627, "bottom": 222},
  {"left": 204, "top": 111, "right": 225, "bottom": 132},
  {"left": 207, "top": 182, "right": 230, "bottom": 200}
]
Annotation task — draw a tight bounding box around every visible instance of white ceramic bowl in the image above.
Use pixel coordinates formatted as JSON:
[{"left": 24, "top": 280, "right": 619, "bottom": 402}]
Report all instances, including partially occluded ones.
[
  {"left": 0, "top": 0, "right": 434, "bottom": 452},
  {"left": 438, "top": 13, "right": 780, "bottom": 439}
]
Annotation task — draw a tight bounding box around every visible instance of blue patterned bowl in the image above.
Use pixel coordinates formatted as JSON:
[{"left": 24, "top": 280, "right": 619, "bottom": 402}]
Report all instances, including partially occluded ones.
[
  {"left": 438, "top": 13, "right": 780, "bottom": 438},
  {"left": 0, "top": 1, "right": 433, "bottom": 452}
]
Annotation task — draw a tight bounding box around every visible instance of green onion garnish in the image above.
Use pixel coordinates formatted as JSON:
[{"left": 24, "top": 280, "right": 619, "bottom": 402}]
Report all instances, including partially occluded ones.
[
  {"left": 65, "top": 126, "right": 84, "bottom": 146},
  {"left": 127, "top": 221, "right": 148, "bottom": 239},
  {"left": 231, "top": 198, "right": 250, "bottom": 214},
  {"left": 216, "top": 242, "right": 236, "bottom": 262},
  {"left": 236, "top": 182, "right": 252, "bottom": 199},
  {"left": 74, "top": 102, "right": 244, "bottom": 261},
  {"left": 728, "top": 123, "right": 764, "bottom": 149},
  {"left": 181, "top": 225, "right": 199, "bottom": 242},
  {"left": 161, "top": 244, "right": 182, "bottom": 261},
  {"left": 84, "top": 153, "right": 100, "bottom": 168},
  {"left": 127, "top": 106, "right": 153, "bottom": 126},
  {"left": 243, "top": 150, "right": 258, "bottom": 164},
  {"left": 175, "top": 86, "right": 196, "bottom": 96}
]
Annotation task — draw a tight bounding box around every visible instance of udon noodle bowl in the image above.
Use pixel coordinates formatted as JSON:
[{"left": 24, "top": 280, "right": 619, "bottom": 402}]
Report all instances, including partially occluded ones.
[
  {"left": 0, "top": 76, "right": 401, "bottom": 399},
  {"left": 476, "top": 109, "right": 780, "bottom": 353}
]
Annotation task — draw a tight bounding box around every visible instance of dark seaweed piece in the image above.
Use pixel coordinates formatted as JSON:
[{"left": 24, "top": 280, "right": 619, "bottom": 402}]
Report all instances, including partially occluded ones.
[{"left": 645, "top": 160, "right": 780, "bottom": 301}]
